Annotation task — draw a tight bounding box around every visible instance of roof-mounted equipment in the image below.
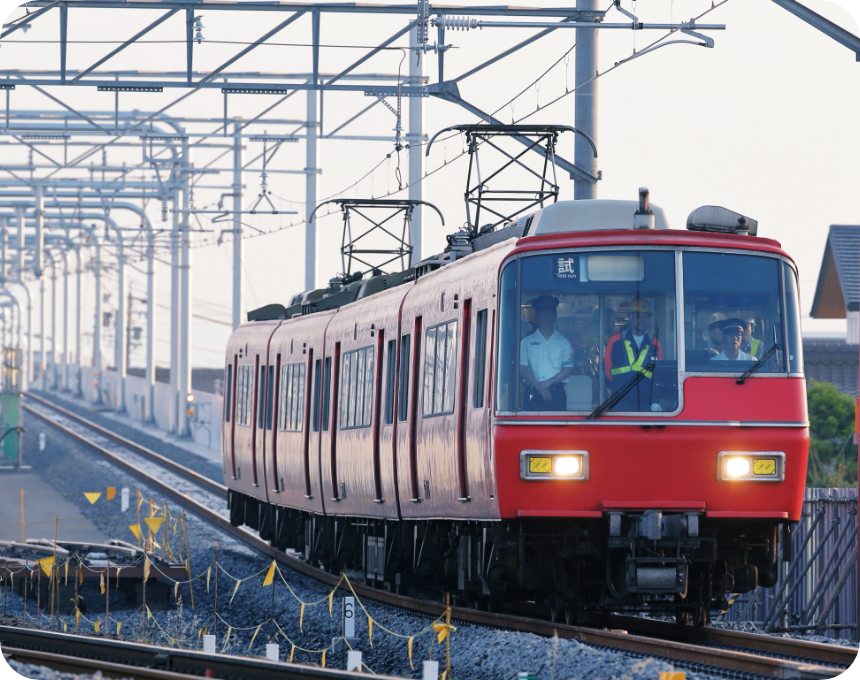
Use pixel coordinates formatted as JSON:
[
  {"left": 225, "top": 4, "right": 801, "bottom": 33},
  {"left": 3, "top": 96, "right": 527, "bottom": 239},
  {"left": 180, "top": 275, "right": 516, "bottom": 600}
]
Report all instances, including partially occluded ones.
[{"left": 686, "top": 206, "right": 758, "bottom": 237}]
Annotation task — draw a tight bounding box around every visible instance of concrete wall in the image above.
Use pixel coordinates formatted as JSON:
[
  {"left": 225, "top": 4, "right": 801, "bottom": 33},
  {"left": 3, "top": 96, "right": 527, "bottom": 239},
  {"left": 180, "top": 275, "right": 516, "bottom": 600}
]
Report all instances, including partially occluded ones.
[{"left": 45, "top": 363, "right": 222, "bottom": 452}]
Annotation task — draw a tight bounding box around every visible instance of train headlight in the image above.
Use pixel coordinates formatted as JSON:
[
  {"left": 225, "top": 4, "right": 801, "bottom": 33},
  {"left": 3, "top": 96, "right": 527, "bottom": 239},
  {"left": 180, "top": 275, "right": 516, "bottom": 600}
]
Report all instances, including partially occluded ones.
[
  {"left": 717, "top": 452, "right": 785, "bottom": 482},
  {"left": 521, "top": 451, "right": 588, "bottom": 480},
  {"left": 725, "top": 457, "right": 750, "bottom": 478},
  {"left": 555, "top": 456, "right": 580, "bottom": 476}
]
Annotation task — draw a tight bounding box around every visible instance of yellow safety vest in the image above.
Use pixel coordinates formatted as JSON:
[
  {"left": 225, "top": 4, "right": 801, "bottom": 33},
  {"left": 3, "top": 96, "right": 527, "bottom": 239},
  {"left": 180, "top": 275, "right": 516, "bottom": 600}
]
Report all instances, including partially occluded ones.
[
  {"left": 610, "top": 340, "right": 654, "bottom": 379},
  {"left": 747, "top": 338, "right": 762, "bottom": 357}
]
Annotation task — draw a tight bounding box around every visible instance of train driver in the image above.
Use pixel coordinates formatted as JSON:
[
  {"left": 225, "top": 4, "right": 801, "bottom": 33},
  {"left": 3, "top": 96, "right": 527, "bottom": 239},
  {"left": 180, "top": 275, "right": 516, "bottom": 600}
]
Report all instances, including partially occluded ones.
[
  {"left": 608, "top": 299, "right": 663, "bottom": 411},
  {"left": 519, "top": 295, "right": 574, "bottom": 411},
  {"left": 710, "top": 318, "right": 753, "bottom": 361},
  {"left": 741, "top": 317, "right": 762, "bottom": 358}
]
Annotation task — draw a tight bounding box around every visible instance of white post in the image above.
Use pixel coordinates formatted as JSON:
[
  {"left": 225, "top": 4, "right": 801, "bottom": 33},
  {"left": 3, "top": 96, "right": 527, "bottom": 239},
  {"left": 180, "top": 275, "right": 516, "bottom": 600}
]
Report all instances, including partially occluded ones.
[
  {"left": 408, "top": 27, "right": 424, "bottom": 265},
  {"left": 62, "top": 249, "right": 69, "bottom": 390},
  {"left": 422, "top": 660, "right": 439, "bottom": 680},
  {"left": 574, "top": 0, "right": 598, "bottom": 200},
  {"left": 346, "top": 651, "right": 362, "bottom": 672},
  {"left": 179, "top": 136, "right": 193, "bottom": 437},
  {"left": 232, "top": 121, "right": 243, "bottom": 330},
  {"left": 170, "top": 191, "right": 181, "bottom": 433},
  {"left": 203, "top": 635, "right": 216, "bottom": 654},
  {"left": 39, "top": 275, "right": 45, "bottom": 389},
  {"left": 305, "top": 84, "right": 317, "bottom": 290},
  {"left": 145, "top": 227, "right": 155, "bottom": 422},
  {"left": 265, "top": 644, "right": 278, "bottom": 661},
  {"left": 75, "top": 246, "right": 83, "bottom": 396},
  {"left": 34, "top": 184, "right": 43, "bottom": 278},
  {"left": 50, "top": 256, "right": 57, "bottom": 388},
  {"left": 93, "top": 237, "right": 103, "bottom": 405},
  {"left": 115, "top": 229, "right": 126, "bottom": 413}
]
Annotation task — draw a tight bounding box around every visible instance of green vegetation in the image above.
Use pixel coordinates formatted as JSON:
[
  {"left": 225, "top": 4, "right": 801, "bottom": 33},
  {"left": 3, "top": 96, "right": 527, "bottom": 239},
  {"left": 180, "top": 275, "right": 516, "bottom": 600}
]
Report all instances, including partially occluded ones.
[{"left": 806, "top": 380, "right": 857, "bottom": 488}]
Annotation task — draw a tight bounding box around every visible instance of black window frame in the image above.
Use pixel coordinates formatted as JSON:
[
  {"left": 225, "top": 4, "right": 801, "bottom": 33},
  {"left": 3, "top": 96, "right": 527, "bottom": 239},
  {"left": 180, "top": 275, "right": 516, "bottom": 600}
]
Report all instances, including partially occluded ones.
[
  {"left": 397, "top": 334, "right": 411, "bottom": 422},
  {"left": 266, "top": 364, "right": 275, "bottom": 430},
  {"left": 339, "top": 345, "right": 375, "bottom": 430},
  {"left": 312, "top": 358, "right": 322, "bottom": 432},
  {"left": 322, "top": 356, "right": 332, "bottom": 432},
  {"left": 384, "top": 338, "right": 397, "bottom": 425},
  {"left": 257, "top": 364, "right": 266, "bottom": 430},
  {"left": 225, "top": 363, "right": 233, "bottom": 423},
  {"left": 422, "top": 319, "right": 459, "bottom": 418},
  {"left": 473, "top": 309, "right": 488, "bottom": 409}
]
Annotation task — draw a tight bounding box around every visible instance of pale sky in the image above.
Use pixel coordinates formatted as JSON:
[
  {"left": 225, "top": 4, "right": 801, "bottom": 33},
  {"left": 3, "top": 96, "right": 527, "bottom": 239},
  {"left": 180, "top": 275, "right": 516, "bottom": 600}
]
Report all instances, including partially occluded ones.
[{"left": 0, "top": 0, "right": 858, "bottom": 367}]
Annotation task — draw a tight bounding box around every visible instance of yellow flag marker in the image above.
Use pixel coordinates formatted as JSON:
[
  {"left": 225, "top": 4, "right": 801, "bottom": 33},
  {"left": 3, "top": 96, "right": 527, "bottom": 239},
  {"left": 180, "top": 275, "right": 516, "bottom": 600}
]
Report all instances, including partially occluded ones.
[
  {"left": 206, "top": 567, "right": 211, "bottom": 593},
  {"left": 38, "top": 556, "right": 55, "bottom": 578},
  {"left": 128, "top": 524, "right": 141, "bottom": 541},
  {"left": 408, "top": 636, "right": 414, "bottom": 669},
  {"left": 94, "top": 619, "right": 100, "bottom": 633},
  {"left": 147, "top": 606, "right": 153, "bottom": 620},
  {"left": 224, "top": 627, "right": 232, "bottom": 649},
  {"left": 64, "top": 561, "right": 68, "bottom": 585},
  {"left": 100, "top": 572, "right": 105, "bottom": 595},
  {"left": 230, "top": 579, "right": 242, "bottom": 605},
  {"left": 248, "top": 624, "right": 262, "bottom": 651},
  {"left": 74, "top": 610, "right": 81, "bottom": 631},
  {"left": 262, "top": 561, "right": 276, "bottom": 587},
  {"left": 368, "top": 617, "right": 373, "bottom": 647},
  {"left": 117, "top": 622, "right": 122, "bottom": 636},
  {"left": 321, "top": 650, "right": 326, "bottom": 668},
  {"left": 328, "top": 590, "right": 334, "bottom": 617},
  {"left": 107, "top": 487, "right": 116, "bottom": 501},
  {"left": 299, "top": 603, "right": 305, "bottom": 631},
  {"left": 433, "top": 622, "right": 457, "bottom": 643},
  {"left": 174, "top": 582, "right": 179, "bottom": 602},
  {"left": 79, "top": 567, "right": 84, "bottom": 585},
  {"left": 63, "top": 620, "right": 67, "bottom": 632},
  {"left": 144, "top": 517, "right": 164, "bottom": 535},
  {"left": 84, "top": 492, "right": 102, "bottom": 505},
  {"left": 116, "top": 567, "right": 122, "bottom": 589},
  {"left": 659, "top": 674, "right": 686, "bottom": 680},
  {"left": 143, "top": 557, "right": 151, "bottom": 583},
  {"left": 289, "top": 644, "right": 295, "bottom": 663}
]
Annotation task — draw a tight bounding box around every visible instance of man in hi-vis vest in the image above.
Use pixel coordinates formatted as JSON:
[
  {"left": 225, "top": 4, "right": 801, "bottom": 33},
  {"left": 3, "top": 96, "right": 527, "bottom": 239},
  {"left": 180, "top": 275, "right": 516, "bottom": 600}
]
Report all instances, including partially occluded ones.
[
  {"left": 608, "top": 299, "right": 663, "bottom": 412},
  {"left": 741, "top": 317, "right": 762, "bottom": 358}
]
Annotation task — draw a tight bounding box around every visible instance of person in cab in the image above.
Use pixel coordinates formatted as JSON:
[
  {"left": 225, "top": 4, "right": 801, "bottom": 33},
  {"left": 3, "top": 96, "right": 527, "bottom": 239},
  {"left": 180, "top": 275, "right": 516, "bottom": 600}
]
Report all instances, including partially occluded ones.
[
  {"left": 710, "top": 318, "right": 753, "bottom": 362},
  {"left": 707, "top": 312, "right": 728, "bottom": 356},
  {"left": 608, "top": 299, "right": 663, "bottom": 411},
  {"left": 519, "top": 295, "right": 575, "bottom": 411},
  {"left": 741, "top": 317, "right": 762, "bottom": 358}
]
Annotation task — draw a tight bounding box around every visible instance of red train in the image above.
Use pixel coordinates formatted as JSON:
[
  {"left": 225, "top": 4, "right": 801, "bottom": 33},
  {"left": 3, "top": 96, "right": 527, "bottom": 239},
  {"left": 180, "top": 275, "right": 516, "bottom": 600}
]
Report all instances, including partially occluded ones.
[{"left": 222, "top": 192, "right": 808, "bottom": 624}]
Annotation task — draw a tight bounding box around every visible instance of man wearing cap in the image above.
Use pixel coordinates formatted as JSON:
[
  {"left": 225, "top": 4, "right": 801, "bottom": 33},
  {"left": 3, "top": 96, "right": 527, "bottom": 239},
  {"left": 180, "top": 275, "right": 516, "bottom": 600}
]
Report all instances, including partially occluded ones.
[
  {"left": 608, "top": 299, "right": 662, "bottom": 411},
  {"left": 519, "top": 295, "right": 574, "bottom": 411},
  {"left": 711, "top": 318, "right": 753, "bottom": 361},
  {"left": 741, "top": 318, "right": 762, "bottom": 358}
]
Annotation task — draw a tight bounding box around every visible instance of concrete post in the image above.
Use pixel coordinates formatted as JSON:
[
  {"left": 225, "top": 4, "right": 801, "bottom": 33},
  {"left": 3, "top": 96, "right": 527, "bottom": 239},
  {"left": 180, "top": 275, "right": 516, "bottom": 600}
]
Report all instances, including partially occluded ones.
[
  {"left": 0, "top": 216, "right": 6, "bottom": 286},
  {"left": 178, "top": 136, "right": 192, "bottom": 437},
  {"left": 574, "top": 0, "right": 598, "bottom": 200},
  {"left": 408, "top": 28, "right": 424, "bottom": 265},
  {"left": 93, "top": 234, "right": 103, "bottom": 406},
  {"left": 145, "top": 225, "right": 155, "bottom": 422},
  {"left": 50, "top": 256, "right": 57, "bottom": 388},
  {"left": 232, "top": 121, "right": 243, "bottom": 330},
  {"left": 75, "top": 247, "right": 82, "bottom": 396},
  {"left": 39, "top": 276, "right": 45, "bottom": 389},
  {"left": 114, "top": 229, "right": 126, "bottom": 413},
  {"left": 305, "top": 84, "right": 318, "bottom": 290},
  {"left": 34, "top": 185, "right": 44, "bottom": 278},
  {"left": 62, "top": 249, "right": 69, "bottom": 390},
  {"left": 170, "top": 193, "right": 180, "bottom": 433}
]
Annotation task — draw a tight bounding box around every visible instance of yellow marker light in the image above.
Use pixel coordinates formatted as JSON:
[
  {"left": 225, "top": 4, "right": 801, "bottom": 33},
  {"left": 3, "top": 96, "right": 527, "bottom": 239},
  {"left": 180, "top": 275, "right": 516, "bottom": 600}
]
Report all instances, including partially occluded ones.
[
  {"left": 555, "top": 456, "right": 580, "bottom": 476},
  {"left": 528, "top": 457, "right": 552, "bottom": 474},
  {"left": 753, "top": 459, "right": 776, "bottom": 476},
  {"left": 725, "top": 457, "right": 751, "bottom": 478}
]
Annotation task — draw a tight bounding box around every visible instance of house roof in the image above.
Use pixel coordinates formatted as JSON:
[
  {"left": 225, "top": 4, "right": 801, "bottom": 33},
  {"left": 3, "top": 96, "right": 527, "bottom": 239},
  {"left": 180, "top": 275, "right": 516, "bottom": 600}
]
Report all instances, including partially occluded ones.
[
  {"left": 811, "top": 225, "right": 860, "bottom": 319},
  {"left": 803, "top": 338, "right": 859, "bottom": 397}
]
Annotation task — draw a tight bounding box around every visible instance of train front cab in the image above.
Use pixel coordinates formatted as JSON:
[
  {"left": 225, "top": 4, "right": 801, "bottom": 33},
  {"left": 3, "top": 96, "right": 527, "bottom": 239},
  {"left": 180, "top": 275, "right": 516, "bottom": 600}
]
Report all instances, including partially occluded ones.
[{"left": 492, "top": 231, "right": 809, "bottom": 620}]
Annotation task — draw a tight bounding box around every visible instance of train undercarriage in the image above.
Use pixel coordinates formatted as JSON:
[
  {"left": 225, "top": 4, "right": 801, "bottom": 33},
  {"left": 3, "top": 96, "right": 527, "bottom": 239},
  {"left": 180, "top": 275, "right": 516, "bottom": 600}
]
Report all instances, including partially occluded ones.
[{"left": 229, "top": 490, "right": 786, "bottom": 626}]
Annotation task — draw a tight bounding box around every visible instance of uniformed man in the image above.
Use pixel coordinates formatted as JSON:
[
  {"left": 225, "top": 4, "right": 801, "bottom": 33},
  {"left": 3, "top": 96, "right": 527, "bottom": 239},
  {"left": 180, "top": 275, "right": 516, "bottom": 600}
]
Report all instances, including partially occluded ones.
[
  {"left": 741, "top": 318, "right": 762, "bottom": 358},
  {"left": 707, "top": 312, "right": 728, "bottom": 356},
  {"left": 608, "top": 299, "right": 662, "bottom": 411},
  {"left": 711, "top": 318, "right": 753, "bottom": 361},
  {"left": 519, "top": 295, "right": 574, "bottom": 411}
]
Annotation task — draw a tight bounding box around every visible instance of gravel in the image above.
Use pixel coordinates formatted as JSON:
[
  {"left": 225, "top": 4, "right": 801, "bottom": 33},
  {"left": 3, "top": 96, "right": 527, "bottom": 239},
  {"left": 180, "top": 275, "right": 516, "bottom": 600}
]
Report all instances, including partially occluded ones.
[
  {"left": 5, "top": 659, "right": 131, "bottom": 680},
  {"left": 0, "top": 391, "right": 774, "bottom": 679}
]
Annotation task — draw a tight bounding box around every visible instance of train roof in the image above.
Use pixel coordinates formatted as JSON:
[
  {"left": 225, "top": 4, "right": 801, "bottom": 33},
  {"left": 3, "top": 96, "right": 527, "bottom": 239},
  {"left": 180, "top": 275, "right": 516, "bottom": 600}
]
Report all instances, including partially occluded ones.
[{"left": 246, "top": 196, "right": 778, "bottom": 323}]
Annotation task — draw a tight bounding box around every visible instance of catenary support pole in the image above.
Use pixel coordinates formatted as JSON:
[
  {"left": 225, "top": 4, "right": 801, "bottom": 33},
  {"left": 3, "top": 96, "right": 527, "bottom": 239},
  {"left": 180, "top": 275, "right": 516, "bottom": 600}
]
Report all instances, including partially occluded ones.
[
  {"left": 114, "top": 228, "right": 126, "bottom": 413},
  {"left": 408, "top": 27, "right": 424, "bottom": 265},
  {"left": 62, "top": 249, "right": 69, "bottom": 390},
  {"left": 145, "top": 224, "right": 155, "bottom": 421},
  {"left": 178, "top": 136, "right": 192, "bottom": 437},
  {"left": 75, "top": 246, "right": 82, "bottom": 395},
  {"left": 93, "top": 230, "right": 103, "bottom": 405},
  {"left": 39, "top": 276, "right": 45, "bottom": 389},
  {"left": 170, "top": 190, "right": 181, "bottom": 433},
  {"left": 50, "top": 255, "right": 57, "bottom": 388},
  {"left": 574, "top": 0, "right": 598, "bottom": 200},
  {"left": 305, "top": 81, "right": 318, "bottom": 290},
  {"left": 232, "top": 120, "right": 243, "bottom": 330}
]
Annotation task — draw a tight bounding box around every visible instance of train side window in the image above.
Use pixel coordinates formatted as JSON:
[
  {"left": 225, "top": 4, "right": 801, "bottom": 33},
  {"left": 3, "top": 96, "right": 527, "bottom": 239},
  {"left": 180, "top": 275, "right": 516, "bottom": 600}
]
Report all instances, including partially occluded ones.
[
  {"left": 397, "top": 335, "right": 411, "bottom": 422},
  {"left": 225, "top": 363, "right": 233, "bottom": 422},
  {"left": 423, "top": 319, "right": 458, "bottom": 417},
  {"left": 340, "top": 346, "right": 375, "bottom": 429},
  {"left": 236, "top": 365, "right": 253, "bottom": 426},
  {"left": 266, "top": 365, "right": 275, "bottom": 430},
  {"left": 277, "top": 363, "right": 306, "bottom": 431},
  {"left": 384, "top": 339, "right": 396, "bottom": 425},
  {"left": 258, "top": 365, "right": 266, "bottom": 430},
  {"left": 473, "top": 309, "right": 488, "bottom": 409},
  {"left": 312, "top": 359, "right": 322, "bottom": 432},
  {"left": 322, "top": 356, "right": 332, "bottom": 432}
]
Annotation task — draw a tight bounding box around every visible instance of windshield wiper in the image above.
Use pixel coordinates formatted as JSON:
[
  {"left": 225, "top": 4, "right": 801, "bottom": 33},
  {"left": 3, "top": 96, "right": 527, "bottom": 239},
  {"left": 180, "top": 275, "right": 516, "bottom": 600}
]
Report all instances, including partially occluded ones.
[
  {"left": 736, "top": 342, "right": 779, "bottom": 384},
  {"left": 588, "top": 362, "right": 655, "bottom": 419}
]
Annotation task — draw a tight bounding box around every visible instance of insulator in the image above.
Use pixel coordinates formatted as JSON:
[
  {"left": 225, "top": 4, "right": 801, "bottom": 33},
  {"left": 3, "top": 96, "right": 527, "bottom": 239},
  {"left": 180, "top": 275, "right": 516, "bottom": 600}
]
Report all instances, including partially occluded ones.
[{"left": 438, "top": 16, "right": 478, "bottom": 31}]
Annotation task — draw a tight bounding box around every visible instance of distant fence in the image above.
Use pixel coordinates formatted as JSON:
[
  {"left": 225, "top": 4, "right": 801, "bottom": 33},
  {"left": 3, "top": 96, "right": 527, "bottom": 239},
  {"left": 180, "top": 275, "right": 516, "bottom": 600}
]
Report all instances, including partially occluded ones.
[{"left": 722, "top": 488, "right": 857, "bottom": 640}]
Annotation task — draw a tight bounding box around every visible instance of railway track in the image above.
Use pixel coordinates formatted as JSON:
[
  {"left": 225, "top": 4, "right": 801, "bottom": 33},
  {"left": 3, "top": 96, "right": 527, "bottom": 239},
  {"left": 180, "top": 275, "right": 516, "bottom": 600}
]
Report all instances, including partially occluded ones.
[
  {"left": 21, "top": 392, "right": 857, "bottom": 679},
  {"left": 0, "top": 624, "right": 390, "bottom": 679}
]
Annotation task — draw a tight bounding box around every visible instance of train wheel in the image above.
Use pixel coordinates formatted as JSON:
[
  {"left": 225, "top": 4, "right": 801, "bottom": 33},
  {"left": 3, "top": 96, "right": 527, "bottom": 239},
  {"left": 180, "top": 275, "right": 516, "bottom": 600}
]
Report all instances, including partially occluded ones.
[
  {"left": 694, "top": 604, "right": 709, "bottom": 628},
  {"left": 674, "top": 594, "right": 690, "bottom": 627},
  {"left": 564, "top": 607, "right": 581, "bottom": 626}
]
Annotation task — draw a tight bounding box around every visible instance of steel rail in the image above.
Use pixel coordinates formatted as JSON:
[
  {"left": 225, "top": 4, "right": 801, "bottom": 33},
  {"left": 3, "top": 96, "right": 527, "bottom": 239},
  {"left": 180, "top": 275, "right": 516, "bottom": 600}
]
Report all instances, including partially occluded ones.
[
  {"left": 0, "top": 626, "right": 396, "bottom": 679},
  {"left": 21, "top": 394, "right": 850, "bottom": 679}
]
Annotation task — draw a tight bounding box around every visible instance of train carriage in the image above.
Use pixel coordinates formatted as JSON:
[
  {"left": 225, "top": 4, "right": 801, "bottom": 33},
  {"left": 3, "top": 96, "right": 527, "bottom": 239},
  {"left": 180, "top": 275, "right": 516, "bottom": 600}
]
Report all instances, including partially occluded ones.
[{"left": 223, "top": 192, "right": 808, "bottom": 624}]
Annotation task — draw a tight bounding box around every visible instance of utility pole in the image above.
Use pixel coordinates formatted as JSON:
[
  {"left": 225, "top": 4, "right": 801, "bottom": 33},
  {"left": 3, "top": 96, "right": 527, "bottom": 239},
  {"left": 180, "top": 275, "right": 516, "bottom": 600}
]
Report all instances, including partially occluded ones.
[
  {"left": 178, "top": 135, "right": 193, "bottom": 438},
  {"left": 232, "top": 121, "right": 243, "bottom": 330},
  {"left": 574, "top": 0, "right": 598, "bottom": 200},
  {"left": 408, "top": 27, "right": 424, "bottom": 264},
  {"left": 126, "top": 288, "right": 133, "bottom": 373},
  {"left": 305, "top": 78, "right": 318, "bottom": 291}
]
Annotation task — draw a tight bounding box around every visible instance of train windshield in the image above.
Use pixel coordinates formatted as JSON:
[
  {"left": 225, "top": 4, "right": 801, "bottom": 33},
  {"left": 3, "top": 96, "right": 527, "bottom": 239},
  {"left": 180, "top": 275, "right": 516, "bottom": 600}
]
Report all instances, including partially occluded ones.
[
  {"left": 683, "top": 252, "right": 799, "bottom": 373},
  {"left": 497, "top": 250, "right": 679, "bottom": 414}
]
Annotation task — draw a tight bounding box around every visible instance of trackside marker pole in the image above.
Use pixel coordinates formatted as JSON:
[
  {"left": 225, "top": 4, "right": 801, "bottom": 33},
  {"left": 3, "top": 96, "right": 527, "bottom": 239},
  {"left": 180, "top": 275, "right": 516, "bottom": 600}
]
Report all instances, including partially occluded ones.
[
  {"left": 346, "top": 650, "right": 362, "bottom": 672},
  {"left": 203, "top": 634, "right": 216, "bottom": 653},
  {"left": 422, "top": 660, "right": 439, "bottom": 680},
  {"left": 121, "top": 488, "right": 129, "bottom": 513},
  {"left": 266, "top": 643, "right": 278, "bottom": 661}
]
